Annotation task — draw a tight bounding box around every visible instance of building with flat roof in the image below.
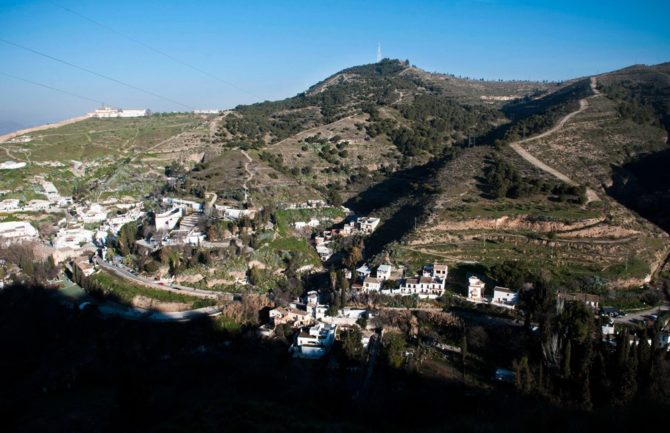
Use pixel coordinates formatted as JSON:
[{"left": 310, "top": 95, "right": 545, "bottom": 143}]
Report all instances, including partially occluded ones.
[
  {"left": 90, "top": 107, "right": 149, "bottom": 118},
  {"left": 0, "top": 221, "right": 39, "bottom": 246}
]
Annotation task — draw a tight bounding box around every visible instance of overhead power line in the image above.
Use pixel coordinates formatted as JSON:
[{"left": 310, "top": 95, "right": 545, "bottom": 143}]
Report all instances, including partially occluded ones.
[
  {"left": 0, "top": 71, "right": 105, "bottom": 105},
  {"left": 0, "top": 38, "right": 195, "bottom": 110},
  {"left": 49, "top": 1, "right": 262, "bottom": 100}
]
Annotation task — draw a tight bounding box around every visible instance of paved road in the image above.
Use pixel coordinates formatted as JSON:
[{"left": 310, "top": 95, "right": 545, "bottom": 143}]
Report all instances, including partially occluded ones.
[
  {"left": 510, "top": 77, "right": 602, "bottom": 203},
  {"left": 95, "top": 257, "right": 220, "bottom": 299},
  {"left": 55, "top": 275, "right": 223, "bottom": 322},
  {"left": 612, "top": 304, "right": 670, "bottom": 324}
]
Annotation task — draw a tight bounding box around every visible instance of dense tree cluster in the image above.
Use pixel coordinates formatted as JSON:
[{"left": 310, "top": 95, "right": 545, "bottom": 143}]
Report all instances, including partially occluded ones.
[{"left": 484, "top": 156, "right": 586, "bottom": 202}]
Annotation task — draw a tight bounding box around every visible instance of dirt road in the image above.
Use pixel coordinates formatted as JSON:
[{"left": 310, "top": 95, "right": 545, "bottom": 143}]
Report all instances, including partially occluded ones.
[
  {"left": 240, "top": 149, "right": 254, "bottom": 203},
  {"left": 509, "top": 77, "right": 602, "bottom": 203}
]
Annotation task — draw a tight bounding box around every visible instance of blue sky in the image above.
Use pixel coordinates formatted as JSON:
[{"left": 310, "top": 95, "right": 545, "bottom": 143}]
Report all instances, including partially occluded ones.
[{"left": 1, "top": 0, "right": 669, "bottom": 127}]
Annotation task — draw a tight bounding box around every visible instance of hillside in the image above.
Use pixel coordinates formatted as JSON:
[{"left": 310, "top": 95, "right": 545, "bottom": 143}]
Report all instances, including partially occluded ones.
[{"left": 3, "top": 59, "right": 670, "bottom": 291}]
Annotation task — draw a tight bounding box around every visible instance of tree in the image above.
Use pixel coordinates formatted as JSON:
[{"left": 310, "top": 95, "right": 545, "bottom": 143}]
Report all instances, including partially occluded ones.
[
  {"left": 248, "top": 266, "right": 263, "bottom": 286},
  {"left": 461, "top": 333, "right": 468, "bottom": 383},
  {"left": 383, "top": 332, "right": 406, "bottom": 369},
  {"left": 562, "top": 340, "right": 572, "bottom": 379},
  {"left": 343, "top": 245, "right": 362, "bottom": 270},
  {"left": 341, "top": 327, "right": 364, "bottom": 362},
  {"left": 117, "top": 221, "right": 139, "bottom": 256}
]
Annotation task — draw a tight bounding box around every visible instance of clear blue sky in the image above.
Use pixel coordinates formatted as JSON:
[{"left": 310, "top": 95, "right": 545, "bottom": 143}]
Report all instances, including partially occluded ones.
[{"left": 1, "top": 0, "right": 669, "bottom": 127}]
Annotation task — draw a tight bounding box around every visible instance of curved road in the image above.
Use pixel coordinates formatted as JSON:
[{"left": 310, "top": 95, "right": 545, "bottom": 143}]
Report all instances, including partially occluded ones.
[
  {"left": 240, "top": 149, "right": 254, "bottom": 203},
  {"left": 510, "top": 77, "right": 601, "bottom": 203},
  {"left": 94, "top": 257, "right": 221, "bottom": 300}
]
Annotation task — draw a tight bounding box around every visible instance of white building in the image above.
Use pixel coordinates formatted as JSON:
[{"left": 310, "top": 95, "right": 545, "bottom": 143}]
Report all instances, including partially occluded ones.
[
  {"left": 0, "top": 161, "right": 26, "bottom": 170},
  {"left": 356, "top": 265, "right": 372, "bottom": 278},
  {"left": 433, "top": 263, "right": 448, "bottom": 279},
  {"left": 53, "top": 227, "right": 94, "bottom": 249},
  {"left": 23, "top": 199, "right": 51, "bottom": 212},
  {"left": 659, "top": 331, "right": 670, "bottom": 351},
  {"left": 362, "top": 276, "right": 381, "bottom": 293},
  {"left": 0, "top": 199, "right": 20, "bottom": 212},
  {"left": 602, "top": 322, "right": 616, "bottom": 337},
  {"left": 40, "top": 180, "right": 61, "bottom": 202},
  {"left": 394, "top": 276, "right": 444, "bottom": 299},
  {"left": 293, "top": 218, "right": 320, "bottom": 229},
  {"left": 0, "top": 221, "right": 39, "bottom": 246},
  {"left": 78, "top": 203, "right": 108, "bottom": 224},
  {"left": 492, "top": 286, "right": 518, "bottom": 308},
  {"left": 467, "top": 276, "right": 486, "bottom": 301},
  {"left": 357, "top": 217, "right": 380, "bottom": 234},
  {"left": 165, "top": 197, "right": 204, "bottom": 212},
  {"left": 382, "top": 263, "right": 447, "bottom": 299},
  {"left": 315, "top": 245, "right": 332, "bottom": 261},
  {"left": 306, "top": 290, "right": 319, "bottom": 307},
  {"left": 291, "top": 323, "right": 337, "bottom": 359},
  {"left": 376, "top": 264, "right": 392, "bottom": 281},
  {"left": 217, "top": 206, "right": 256, "bottom": 221},
  {"left": 91, "top": 107, "right": 149, "bottom": 118},
  {"left": 155, "top": 207, "right": 183, "bottom": 231}
]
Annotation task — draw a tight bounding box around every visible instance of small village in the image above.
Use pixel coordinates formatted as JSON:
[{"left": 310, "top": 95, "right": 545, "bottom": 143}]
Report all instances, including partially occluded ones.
[{"left": 2, "top": 173, "right": 668, "bottom": 368}]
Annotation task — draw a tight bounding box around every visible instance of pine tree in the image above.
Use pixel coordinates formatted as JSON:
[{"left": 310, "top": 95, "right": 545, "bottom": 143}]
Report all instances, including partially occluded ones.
[{"left": 562, "top": 340, "right": 572, "bottom": 379}]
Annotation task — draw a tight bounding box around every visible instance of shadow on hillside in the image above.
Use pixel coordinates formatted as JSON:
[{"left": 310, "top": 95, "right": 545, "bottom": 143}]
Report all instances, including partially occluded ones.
[
  {"left": 1, "top": 282, "right": 669, "bottom": 432},
  {"left": 344, "top": 157, "right": 449, "bottom": 258},
  {"left": 607, "top": 148, "right": 670, "bottom": 234}
]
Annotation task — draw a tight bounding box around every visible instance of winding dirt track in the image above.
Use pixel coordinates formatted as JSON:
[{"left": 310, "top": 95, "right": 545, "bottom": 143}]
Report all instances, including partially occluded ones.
[{"left": 509, "top": 77, "right": 601, "bottom": 203}]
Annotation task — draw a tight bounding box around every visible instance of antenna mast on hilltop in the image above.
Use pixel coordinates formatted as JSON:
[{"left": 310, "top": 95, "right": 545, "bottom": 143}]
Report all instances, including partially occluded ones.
[{"left": 376, "top": 43, "right": 382, "bottom": 62}]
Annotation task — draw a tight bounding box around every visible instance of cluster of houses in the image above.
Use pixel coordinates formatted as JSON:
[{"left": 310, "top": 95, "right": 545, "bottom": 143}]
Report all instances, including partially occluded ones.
[
  {"left": 355, "top": 263, "right": 448, "bottom": 299},
  {"left": 0, "top": 178, "right": 72, "bottom": 214},
  {"left": 145, "top": 197, "right": 257, "bottom": 249},
  {"left": 313, "top": 216, "right": 381, "bottom": 261},
  {"left": 265, "top": 289, "right": 373, "bottom": 359}
]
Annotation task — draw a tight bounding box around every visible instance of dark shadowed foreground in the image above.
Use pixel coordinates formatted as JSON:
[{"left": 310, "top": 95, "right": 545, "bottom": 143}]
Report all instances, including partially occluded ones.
[{"left": 0, "top": 283, "right": 668, "bottom": 433}]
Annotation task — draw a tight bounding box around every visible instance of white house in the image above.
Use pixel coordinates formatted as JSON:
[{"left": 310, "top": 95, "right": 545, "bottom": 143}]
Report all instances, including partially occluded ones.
[
  {"left": 91, "top": 106, "right": 148, "bottom": 118},
  {"left": 164, "top": 197, "right": 204, "bottom": 212},
  {"left": 315, "top": 245, "right": 333, "bottom": 261},
  {"left": 356, "top": 265, "right": 372, "bottom": 278},
  {"left": 41, "top": 180, "right": 61, "bottom": 202},
  {"left": 397, "top": 276, "right": 445, "bottom": 299},
  {"left": 78, "top": 203, "right": 108, "bottom": 224},
  {"left": 306, "top": 290, "right": 319, "bottom": 307},
  {"left": 433, "top": 263, "right": 448, "bottom": 279},
  {"left": 362, "top": 276, "right": 381, "bottom": 293},
  {"left": 492, "top": 286, "right": 518, "bottom": 308},
  {"left": 659, "top": 331, "right": 670, "bottom": 351},
  {"left": 0, "top": 199, "right": 20, "bottom": 212},
  {"left": 23, "top": 199, "right": 51, "bottom": 212},
  {"left": 602, "top": 322, "right": 616, "bottom": 337},
  {"left": 155, "top": 207, "right": 183, "bottom": 231},
  {"left": 291, "top": 323, "right": 337, "bottom": 359},
  {"left": 357, "top": 217, "right": 380, "bottom": 234},
  {"left": 0, "top": 221, "right": 39, "bottom": 246},
  {"left": 376, "top": 264, "right": 392, "bottom": 281},
  {"left": 53, "top": 227, "right": 94, "bottom": 249},
  {"left": 269, "top": 306, "right": 314, "bottom": 327},
  {"left": 294, "top": 218, "right": 320, "bottom": 230},
  {"left": 467, "top": 276, "right": 485, "bottom": 301}
]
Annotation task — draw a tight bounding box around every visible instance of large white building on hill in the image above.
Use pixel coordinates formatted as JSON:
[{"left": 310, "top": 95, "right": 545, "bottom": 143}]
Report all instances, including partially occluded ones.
[{"left": 90, "top": 107, "right": 149, "bottom": 118}]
